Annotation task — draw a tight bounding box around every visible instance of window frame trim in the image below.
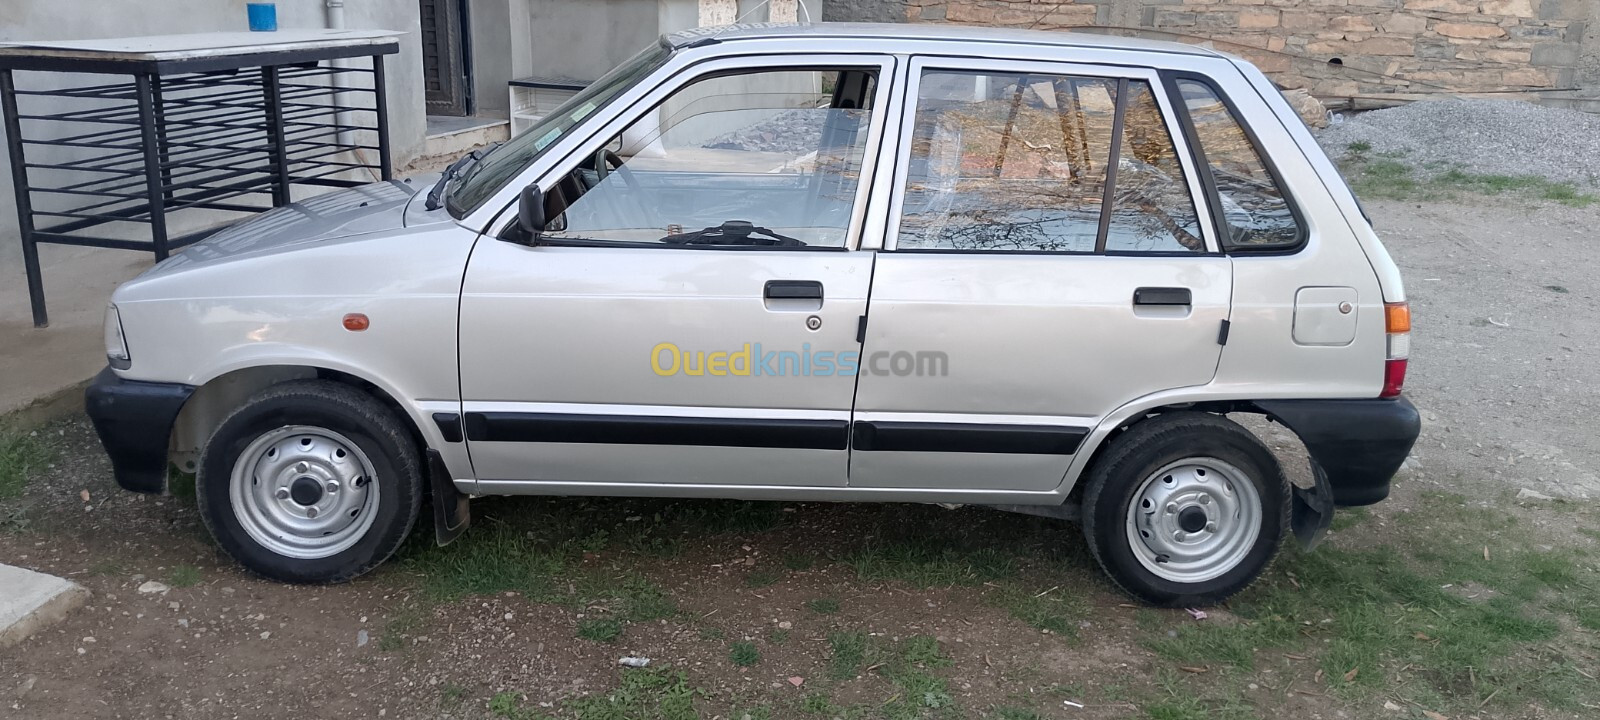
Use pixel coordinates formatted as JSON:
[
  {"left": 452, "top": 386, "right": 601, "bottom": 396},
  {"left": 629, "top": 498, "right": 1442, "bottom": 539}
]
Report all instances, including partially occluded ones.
[
  {"left": 486, "top": 53, "right": 899, "bottom": 252},
  {"left": 1160, "top": 70, "right": 1310, "bottom": 255},
  {"left": 883, "top": 56, "right": 1220, "bottom": 256}
]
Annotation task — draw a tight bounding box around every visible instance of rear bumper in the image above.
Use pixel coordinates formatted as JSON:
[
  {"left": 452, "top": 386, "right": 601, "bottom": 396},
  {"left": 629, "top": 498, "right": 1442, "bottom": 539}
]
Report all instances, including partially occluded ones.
[
  {"left": 84, "top": 367, "right": 194, "bottom": 494},
  {"left": 1253, "top": 396, "right": 1421, "bottom": 506}
]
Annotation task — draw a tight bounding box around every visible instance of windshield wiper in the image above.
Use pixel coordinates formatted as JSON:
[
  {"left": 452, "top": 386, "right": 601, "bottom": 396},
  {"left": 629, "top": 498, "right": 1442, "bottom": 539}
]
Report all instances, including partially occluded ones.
[
  {"left": 424, "top": 143, "right": 498, "bottom": 211},
  {"left": 660, "top": 220, "right": 805, "bottom": 247}
]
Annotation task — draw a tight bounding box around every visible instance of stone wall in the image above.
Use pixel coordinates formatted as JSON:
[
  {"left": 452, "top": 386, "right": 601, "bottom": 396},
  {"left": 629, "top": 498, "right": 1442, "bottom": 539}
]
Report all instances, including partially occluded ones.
[{"left": 830, "top": 0, "right": 1598, "bottom": 108}]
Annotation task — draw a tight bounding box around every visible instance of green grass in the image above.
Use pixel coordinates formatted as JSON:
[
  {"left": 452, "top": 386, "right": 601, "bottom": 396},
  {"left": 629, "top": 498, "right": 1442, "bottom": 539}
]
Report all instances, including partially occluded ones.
[
  {"left": 1341, "top": 149, "right": 1597, "bottom": 207},
  {"left": 827, "top": 631, "right": 870, "bottom": 680},
  {"left": 0, "top": 429, "right": 53, "bottom": 501},
  {"left": 1328, "top": 506, "right": 1369, "bottom": 532},
  {"left": 805, "top": 597, "right": 840, "bottom": 615},
  {"left": 1141, "top": 670, "right": 1254, "bottom": 720},
  {"left": 799, "top": 693, "right": 835, "bottom": 714},
  {"left": 577, "top": 618, "right": 624, "bottom": 643},
  {"left": 1139, "top": 491, "right": 1593, "bottom": 714},
  {"left": 767, "top": 628, "right": 790, "bottom": 645},
  {"left": 562, "top": 667, "right": 699, "bottom": 720},
  {"left": 168, "top": 564, "right": 202, "bottom": 588},
  {"left": 989, "top": 585, "right": 1085, "bottom": 640},
  {"left": 439, "top": 684, "right": 467, "bottom": 707},
  {"left": 488, "top": 691, "right": 534, "bottom": 719},
  {"left": 729, "top": 640, "right": 760, "bottom": 667}
]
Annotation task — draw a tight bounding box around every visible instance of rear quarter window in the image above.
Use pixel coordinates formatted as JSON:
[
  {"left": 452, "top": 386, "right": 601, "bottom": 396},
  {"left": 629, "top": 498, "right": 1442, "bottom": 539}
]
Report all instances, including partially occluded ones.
[{"left": 1170, "top": 77, "right": 1304, "bottom": 250}]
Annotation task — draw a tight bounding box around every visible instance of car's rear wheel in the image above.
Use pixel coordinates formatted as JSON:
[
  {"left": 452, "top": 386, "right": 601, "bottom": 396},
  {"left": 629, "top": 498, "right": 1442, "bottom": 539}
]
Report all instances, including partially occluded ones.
[
  {"left": 196, "top": 380, "right": 422, "bottom": 583},
  {"left": 1081, "top": 412, "right": 1288, "bottom": 607}
]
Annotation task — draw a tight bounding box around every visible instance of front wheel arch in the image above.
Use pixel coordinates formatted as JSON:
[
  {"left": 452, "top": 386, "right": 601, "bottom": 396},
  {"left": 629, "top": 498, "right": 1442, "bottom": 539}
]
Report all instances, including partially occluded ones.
[{"left": 171, "top": 365, "right": 427, "bottom": 476}]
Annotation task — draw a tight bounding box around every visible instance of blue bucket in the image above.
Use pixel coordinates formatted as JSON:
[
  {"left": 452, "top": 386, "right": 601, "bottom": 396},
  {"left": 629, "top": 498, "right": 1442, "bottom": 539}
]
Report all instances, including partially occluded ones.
[{"left": 247, "top": 3, "right": 278, "bottom": 32}]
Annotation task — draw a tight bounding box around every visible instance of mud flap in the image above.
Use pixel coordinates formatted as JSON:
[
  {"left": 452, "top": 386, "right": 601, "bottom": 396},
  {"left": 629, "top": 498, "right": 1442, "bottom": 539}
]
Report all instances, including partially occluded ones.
[
  {"left": 427, "top": 450, "right": 471, "bottom": 546},
  {"left": 1291, "top": 460, "right": 1336, "bottom": 550}
]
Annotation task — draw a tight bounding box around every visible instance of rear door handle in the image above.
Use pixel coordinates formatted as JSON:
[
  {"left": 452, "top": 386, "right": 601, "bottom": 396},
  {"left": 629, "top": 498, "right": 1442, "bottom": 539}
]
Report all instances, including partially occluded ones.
[
  {"left": 765, "top": 280, "right": 823, "bottom": 301},
  {"left": 1133, "top": 287, "right": 1192, "bottom": 306}
]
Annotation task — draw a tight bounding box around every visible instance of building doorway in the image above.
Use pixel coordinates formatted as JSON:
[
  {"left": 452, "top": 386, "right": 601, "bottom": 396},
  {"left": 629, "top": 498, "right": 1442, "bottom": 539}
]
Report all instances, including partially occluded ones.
[{"left": 420, "top": 0, "right": 471, "bottom": 116}]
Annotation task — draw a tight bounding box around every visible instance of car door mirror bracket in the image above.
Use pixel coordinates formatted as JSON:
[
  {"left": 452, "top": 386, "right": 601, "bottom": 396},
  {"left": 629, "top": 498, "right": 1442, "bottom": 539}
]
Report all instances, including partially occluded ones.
[{"left": 515, "top": 185, "right": 546, "bottom": 244}]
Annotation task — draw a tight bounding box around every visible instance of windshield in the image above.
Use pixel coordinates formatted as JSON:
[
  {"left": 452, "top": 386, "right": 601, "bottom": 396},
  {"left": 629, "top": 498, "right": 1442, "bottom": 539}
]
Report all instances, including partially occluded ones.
[{"left": 444, "top": 40, "right": 674, "bottom": 218}]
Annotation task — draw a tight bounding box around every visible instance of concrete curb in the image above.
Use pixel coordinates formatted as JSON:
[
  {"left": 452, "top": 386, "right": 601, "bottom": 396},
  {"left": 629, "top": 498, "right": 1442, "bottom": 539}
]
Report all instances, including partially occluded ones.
[{"left": 0, "top": 564, "right": 90, "bottom": 647}]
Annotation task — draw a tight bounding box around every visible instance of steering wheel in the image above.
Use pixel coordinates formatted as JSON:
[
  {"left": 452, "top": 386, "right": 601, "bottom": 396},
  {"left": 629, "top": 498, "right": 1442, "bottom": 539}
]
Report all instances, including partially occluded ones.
[{"left": 593, "top": 148, "right": 642, "bottom": 194}]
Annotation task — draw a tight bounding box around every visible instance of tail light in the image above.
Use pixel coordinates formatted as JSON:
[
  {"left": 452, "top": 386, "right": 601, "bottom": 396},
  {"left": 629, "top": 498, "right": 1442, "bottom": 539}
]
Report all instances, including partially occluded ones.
[{"left": 1381, "top": 302, "right": 1409, "bottom": 398}]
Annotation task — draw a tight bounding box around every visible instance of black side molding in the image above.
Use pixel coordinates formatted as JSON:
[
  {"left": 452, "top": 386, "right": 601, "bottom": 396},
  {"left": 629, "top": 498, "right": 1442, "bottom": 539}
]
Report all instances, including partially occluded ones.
[
  {"left": 84, "top": 367, "right": 195, "bottom": 494},
  {"left": 432, "top": 412, "right": 463, "bottom": 443},
  {"left": 852, "top": 421, "right": 1087, "bottom": 455},
  {"left": 463, "top": 412, "right": 849, "bottom": 450},
  {"left": 1253, "top": 397, "right": 1420, "bottom": 507}
]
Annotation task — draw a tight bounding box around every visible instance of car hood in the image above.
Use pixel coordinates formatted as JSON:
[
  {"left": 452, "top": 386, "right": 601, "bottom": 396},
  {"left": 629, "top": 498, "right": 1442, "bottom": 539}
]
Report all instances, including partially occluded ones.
[{"left": 138, "top": 175, "right": 447, "bottom": 278}]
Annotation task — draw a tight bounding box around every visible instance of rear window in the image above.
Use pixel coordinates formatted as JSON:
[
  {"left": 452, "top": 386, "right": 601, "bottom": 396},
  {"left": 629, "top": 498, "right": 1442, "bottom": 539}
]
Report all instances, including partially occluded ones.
[{"left": 1172, "top": 78, "right": 1303, "bottom": 249}]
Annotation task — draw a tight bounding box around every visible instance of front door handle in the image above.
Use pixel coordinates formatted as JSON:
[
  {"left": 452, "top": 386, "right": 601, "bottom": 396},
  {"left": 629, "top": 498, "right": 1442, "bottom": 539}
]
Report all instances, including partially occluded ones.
[
  {"left": 1133, "top": 287, "right": 1192, "bottom": 306},
  {"left": 765, "top": 280, "right": 823, "bottom": 301}
]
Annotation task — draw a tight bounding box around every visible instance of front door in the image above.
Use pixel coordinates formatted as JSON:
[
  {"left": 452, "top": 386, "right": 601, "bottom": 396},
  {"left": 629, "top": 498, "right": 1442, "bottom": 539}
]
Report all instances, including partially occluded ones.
[
  {"left": 459, "top": 56, "right": 894, "bottom": 489},
  {"left": 850, "top": 58, "right": 1231, "bottom": 492},
  {"left": 420, "top": 0, "right": 469, "bottom": 115}
]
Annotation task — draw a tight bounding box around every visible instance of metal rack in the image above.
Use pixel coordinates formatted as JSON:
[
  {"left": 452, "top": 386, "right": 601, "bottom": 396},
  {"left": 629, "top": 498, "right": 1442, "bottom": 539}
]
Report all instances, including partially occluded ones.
[{"left": 0, "top": 31, "right": 401, "bottom": 327}]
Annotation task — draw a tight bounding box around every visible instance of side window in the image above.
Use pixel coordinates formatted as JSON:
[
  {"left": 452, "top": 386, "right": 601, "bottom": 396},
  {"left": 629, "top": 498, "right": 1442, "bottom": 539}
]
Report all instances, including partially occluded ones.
[
  {"left": 897, "top": 69, "right": 1201, "bottom": 253},
  {"left": 1174, "top": 78, "right": 1302, "bottom": 249},
  {"left": 1104, "top": 82, "right": 1203, "bottom": 252},
  {"left": 540, "top": 67, "right": 878, "bottom": 249}
]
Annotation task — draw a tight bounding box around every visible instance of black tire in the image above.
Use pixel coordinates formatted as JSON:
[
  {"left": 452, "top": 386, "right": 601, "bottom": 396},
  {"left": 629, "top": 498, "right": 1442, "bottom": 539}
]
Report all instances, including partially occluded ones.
[
  {"left": 196, "top": 380, "right": 422, "bottom": 583},
  {"left": 1080, "top": 412, "right": 1288, "bottom": 607}
]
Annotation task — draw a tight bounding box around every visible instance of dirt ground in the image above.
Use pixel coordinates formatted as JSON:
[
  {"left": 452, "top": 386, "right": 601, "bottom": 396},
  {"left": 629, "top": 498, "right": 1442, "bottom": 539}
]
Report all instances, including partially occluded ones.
[{"left": 3, "top": 195, "right": 1599, "bottom": 720}]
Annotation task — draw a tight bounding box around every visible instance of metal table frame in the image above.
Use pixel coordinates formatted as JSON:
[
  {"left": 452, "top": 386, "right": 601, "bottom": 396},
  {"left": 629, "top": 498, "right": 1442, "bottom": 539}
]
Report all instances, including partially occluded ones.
[{"left": 1, "top": 35, "right": 400, "bottom": 327}]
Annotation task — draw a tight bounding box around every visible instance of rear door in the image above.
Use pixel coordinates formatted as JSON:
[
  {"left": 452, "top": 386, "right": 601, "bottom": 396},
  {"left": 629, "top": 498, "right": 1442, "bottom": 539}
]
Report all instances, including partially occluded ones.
[{"left": 849, "top": 58, "right": 1230, "bottom": 492}]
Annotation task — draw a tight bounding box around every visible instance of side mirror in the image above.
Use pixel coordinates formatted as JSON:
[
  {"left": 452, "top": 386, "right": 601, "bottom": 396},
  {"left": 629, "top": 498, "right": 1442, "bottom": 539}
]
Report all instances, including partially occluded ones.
[{"left": 517, "top": 185, "right": 545, "bottom": 240}]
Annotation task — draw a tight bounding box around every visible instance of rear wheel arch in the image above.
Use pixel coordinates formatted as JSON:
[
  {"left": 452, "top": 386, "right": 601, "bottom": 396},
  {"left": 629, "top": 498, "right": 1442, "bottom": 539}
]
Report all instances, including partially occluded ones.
[{"left": 1065, "top": 400, "right": 1254, "bottom": 505}]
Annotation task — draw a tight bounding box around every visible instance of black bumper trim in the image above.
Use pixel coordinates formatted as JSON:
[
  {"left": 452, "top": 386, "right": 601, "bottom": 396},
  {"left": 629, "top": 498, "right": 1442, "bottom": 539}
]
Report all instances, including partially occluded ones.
[
  {"left": 84, "top": 367, "right": 195, "bottom": 494},
  {"left": 1253, "top": 396, "right": 1421, "bottom": 507}
]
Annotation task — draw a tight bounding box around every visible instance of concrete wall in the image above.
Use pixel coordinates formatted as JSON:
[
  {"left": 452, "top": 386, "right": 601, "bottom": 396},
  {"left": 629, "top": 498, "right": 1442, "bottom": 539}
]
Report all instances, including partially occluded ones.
[
  {"left": 522, "top": 0, "right": 662, "bottom": 84},
  {"left": 0, "top": 0, "right": 426, "bottom": 282},
  {"left": 825, "top": 0, "right": 1600, "bottom": 109}
]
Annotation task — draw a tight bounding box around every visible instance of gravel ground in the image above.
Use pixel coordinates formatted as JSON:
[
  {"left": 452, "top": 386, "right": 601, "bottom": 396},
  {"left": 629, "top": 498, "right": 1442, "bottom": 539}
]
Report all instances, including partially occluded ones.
[
  {"left": 703, "top": 109, "right": 830, "bottom": 154},
  {"left": 1316, "top": 98, "right": 1600, "bottom": 187}
]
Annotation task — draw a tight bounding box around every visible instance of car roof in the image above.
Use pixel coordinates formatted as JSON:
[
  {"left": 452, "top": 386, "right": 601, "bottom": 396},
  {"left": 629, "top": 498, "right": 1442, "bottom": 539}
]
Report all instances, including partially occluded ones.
[{"left": 666, "top": 21, "right": 1223, "bottom": 59}]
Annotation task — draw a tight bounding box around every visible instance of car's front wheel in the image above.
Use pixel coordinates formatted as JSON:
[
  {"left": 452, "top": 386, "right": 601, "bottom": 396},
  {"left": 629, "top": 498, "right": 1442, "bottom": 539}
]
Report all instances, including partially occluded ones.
[
  {"left": 1081, "top": 412, "right": 1288, "bottom": 607},
  {"left": 196, "top": 380, "right": 422, "bottom": 583}
]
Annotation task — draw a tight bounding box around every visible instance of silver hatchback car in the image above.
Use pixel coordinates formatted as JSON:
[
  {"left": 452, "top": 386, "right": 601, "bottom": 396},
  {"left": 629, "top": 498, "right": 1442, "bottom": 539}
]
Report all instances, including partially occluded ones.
[{"left": 86, "top": 23, "right": 1419, "bottom": 606}]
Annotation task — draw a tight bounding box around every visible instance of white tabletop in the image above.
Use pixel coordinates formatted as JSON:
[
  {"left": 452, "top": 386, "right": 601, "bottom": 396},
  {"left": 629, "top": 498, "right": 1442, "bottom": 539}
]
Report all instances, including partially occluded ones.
[{"left": 0, "top": 30, "right": 402, "bottom": 61}]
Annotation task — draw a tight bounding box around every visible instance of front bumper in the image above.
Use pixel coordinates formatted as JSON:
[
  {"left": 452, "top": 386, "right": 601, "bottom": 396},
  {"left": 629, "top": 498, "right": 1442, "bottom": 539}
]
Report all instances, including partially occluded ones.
[
  {"left": 1254, "top": 396, "right": 1422, "bottom": 507},
  {"left": 84, "top": 367, "right": 195, "bottom": 494}
]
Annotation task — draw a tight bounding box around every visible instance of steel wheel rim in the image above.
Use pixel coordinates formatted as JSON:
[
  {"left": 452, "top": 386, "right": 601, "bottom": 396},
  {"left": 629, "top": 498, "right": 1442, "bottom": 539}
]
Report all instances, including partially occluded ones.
[
  {"left": 1125, "top": 457, "right": 1262, "bottom": 584},
  {"left": 229, "top": 425, "right": 379, "bottom": 560}
]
